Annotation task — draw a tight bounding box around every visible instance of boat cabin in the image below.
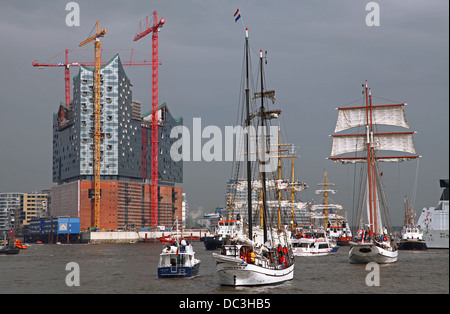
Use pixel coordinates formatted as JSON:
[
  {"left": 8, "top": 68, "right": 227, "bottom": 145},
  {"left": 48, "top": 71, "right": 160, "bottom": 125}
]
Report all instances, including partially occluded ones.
[
  {"left": 402, "top": 227, "right": 423, "bottom": 241},
  {"left": 217, "top": 220, "right": 242, "bottom": 237},
  {"left": 158, "top": 244, "right": 196, "bottom": 268}
]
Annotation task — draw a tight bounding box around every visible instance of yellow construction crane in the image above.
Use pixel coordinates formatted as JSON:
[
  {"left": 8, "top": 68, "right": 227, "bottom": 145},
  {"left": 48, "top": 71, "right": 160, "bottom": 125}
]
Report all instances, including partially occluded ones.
[{"left": 79, "top": 21, "right": 106, "bottom": 228}]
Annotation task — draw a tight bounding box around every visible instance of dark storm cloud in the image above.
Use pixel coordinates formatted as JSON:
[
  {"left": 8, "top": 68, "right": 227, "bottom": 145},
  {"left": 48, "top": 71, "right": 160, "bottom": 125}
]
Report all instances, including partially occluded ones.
[{"left": 0, "top": 0, "right": 448, "bottom": 225}]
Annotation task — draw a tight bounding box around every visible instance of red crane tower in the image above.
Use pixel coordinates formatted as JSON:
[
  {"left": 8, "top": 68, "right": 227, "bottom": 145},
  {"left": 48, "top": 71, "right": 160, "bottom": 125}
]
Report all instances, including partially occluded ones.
[{"left": 133, "top": 11, "right": 165, "bottom": 227}]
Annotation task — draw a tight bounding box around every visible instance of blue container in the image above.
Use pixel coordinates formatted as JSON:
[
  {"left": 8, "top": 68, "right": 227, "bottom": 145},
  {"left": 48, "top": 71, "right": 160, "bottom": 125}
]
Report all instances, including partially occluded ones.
[{"left": 57, "top": 218, "right": 80, "bottom": 234}]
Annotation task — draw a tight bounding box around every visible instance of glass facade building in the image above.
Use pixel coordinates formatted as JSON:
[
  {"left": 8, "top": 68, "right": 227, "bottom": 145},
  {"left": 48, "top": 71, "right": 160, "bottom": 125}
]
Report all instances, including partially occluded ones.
[{"left": 51, "top": 54, "right": 183, "bottom": 230}]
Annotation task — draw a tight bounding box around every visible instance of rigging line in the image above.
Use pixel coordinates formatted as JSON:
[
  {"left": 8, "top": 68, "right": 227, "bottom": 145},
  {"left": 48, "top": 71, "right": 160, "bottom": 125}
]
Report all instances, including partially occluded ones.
[
  {"left": 230, "top": 43, "right": 247, "bottom": 181},
  {"left": 411, "top": 158, "right": 420, "bottom": 210},
  {"left": 40, "top": 50, "right": 66, "bottom": 64},
  {"left": 372, "top": 95, "right": 403, "bottom": 104},
  {"left": 335, "top": 97, "right": 364, "bottom": 111},
  {"left": 375, "top": 161, "right": 393, "bottom": 235},
  {"left": 85, "top": 22, "right": 98, "bottom": 43}
]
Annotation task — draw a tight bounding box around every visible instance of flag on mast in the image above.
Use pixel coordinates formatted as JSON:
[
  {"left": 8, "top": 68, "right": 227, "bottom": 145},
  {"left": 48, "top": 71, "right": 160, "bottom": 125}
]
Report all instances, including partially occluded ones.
[{"left": 234, "top": 8, "right": 241, "bottom": 22}]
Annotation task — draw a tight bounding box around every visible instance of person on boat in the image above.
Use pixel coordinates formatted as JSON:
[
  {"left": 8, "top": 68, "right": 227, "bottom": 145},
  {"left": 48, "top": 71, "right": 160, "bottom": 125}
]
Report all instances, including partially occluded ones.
[
  {"left": 279, "top": 255, "right": 287, "bottom": 268},
  {"left": 368, "top": 230, "right": 373, "bottom": 242},
  {"left": 249, "top": 249, "right": 255, "bottom": 264},
  {"left": 240, "top": 247, "right": 248, "bottom": 262},
  {"left": 277, "top": 244, "right": 283, "bottom": 255},
  {"left": 180, "top": 239, "right": 187, "bottom": 252}
]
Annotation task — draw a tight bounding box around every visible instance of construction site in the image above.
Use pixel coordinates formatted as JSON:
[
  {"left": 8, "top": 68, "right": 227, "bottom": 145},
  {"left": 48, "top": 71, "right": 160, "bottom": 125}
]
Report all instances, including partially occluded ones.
[{"left": 34, "top": 12, "right": 184, "bottom": 234}]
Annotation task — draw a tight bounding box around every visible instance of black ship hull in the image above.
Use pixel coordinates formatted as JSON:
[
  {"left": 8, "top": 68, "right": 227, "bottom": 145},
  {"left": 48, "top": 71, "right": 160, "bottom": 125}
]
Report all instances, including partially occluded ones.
[
  {"left": 398, "top": 240, "right": 428, "bottom": 251},
  {"left": 0, "top": 246, "right": 20, "bottom": 255},
  {"left": 204, "top": 236, "right": 223, "bottom": 250}
]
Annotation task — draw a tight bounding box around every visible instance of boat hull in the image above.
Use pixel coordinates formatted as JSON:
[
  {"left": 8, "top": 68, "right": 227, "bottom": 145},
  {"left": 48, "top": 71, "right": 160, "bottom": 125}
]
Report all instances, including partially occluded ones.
[
  {"left": 398, "top": 240, "right": 427, "bottom": 251},
  {"left": 337, "top": 237, "right": 352, "bottom": 246},
  {"left": 422, "top": 229, "right": 449, "bottom": 249},
  {"left": 213, "top": 253, "right": 294, "bottom": 286},
  {"left": 293, "top": 246, "right": 338, "bottom": 257},
  {"left": 294, "top": 251, "right": 331, "bottom": 257},
  {"left": 204, "top": 236, "right": 223, "bottom": 250},
  {"left": 0, "top": 246, "right": 20, "bottom": 255},
  {"left": 348, "top": 242, "right": 397, "bottom": 264},
  {"left": 158, "top": 262, "right": 201, "bottom": 278}
]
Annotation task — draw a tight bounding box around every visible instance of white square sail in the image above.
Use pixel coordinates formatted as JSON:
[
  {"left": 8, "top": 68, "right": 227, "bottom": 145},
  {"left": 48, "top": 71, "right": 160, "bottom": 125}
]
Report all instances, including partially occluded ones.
[{"left": 334, "top": 104, "right": 410, "bottom": 133}]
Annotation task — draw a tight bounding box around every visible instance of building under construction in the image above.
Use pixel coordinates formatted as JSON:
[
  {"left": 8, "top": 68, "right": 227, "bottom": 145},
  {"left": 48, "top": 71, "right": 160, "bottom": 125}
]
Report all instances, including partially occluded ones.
[{"left": 51, "top": 54, "right": 183, "bottom": 230}]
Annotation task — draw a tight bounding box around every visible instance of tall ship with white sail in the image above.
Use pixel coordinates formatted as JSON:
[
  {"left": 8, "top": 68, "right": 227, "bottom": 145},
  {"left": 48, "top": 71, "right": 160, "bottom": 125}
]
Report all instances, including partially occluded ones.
[
  {"left": 329, "top": 81, "right": 420, "bottom": 264},
  {"left": 417, "top": 179, "right": 449, "bottom": 249},
  {"left": 310, "top": 169, "right": 352, "bottom": 246},
  {"left": 212, "top": 28, "right": 296, "bottom": 286}
]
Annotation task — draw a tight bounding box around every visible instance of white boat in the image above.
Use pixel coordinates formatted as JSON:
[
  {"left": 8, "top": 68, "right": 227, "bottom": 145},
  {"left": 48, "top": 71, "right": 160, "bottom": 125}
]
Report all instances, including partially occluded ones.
[
  {"left": 213, "top": 28, "right": 295, "bottom": 286},
  {"left": 158, "top": 239, "right": 201, "bottom": 278},
  {"left": 329, "top": 81, "right": 420, "bottom": 264},
  {"left": 417, "top": 179, "right": 449, "bottom": 249},
  {"left": 292, "top": 230, "right": 338, "bottom": 257},
  {"left": 158, "top": 219, "right": 201, "bottom": 278},
  {"left": 213, "top": 244, "right": 294, "bottom": 286},
  {"left": 348, "top": 240, "right": 398, "bottom": 264}
]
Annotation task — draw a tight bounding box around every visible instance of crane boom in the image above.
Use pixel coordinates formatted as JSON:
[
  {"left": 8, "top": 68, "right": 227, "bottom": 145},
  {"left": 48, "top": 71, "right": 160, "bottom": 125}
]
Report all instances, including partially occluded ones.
[
  {"left": 32, "top": 47, "right": 152, "bottom": 121},
  {"left": 134, "top": 11, "right": 164, "bottom": 228},
  {"left": 79, "top": 21, "right": 106, "bottom": 228}
]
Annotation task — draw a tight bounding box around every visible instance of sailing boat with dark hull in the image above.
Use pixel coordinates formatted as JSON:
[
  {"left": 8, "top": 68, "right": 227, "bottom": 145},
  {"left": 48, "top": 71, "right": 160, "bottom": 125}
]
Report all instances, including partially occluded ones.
[
  {"left": 212, "top": 28, "right": 294, "bottom": 286},
  {"left": 329, "top": 81, "right": 420, "bottom": 264}
]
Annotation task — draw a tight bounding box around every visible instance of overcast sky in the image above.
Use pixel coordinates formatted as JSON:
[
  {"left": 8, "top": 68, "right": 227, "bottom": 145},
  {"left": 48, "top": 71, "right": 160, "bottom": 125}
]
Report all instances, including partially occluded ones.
[{"left": 0, "top": 0, "right": 448, "bottom": 226}]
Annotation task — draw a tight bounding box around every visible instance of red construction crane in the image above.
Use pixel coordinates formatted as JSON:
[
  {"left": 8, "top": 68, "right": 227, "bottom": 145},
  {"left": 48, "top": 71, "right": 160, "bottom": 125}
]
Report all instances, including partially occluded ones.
[
  {"left": 32, "top": 49, "right": 151, "bottom": 123},
  {"left": 133, "top": 11, "right": 165, "bottom": 228}
]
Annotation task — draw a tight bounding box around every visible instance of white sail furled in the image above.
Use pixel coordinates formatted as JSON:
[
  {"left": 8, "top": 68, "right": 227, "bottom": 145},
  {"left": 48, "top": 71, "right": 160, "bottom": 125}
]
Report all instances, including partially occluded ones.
[
  {"left": 232, "top": 179, "right": 306, "bottom": 192},
  {"left": 310, "top": 204, "right": 343, "bottom": 211},
  {"left": 331, "top": 131, "right": 417, "bottom": 157},
  {"left": 254, "top": 200, "right": 308, "bottom": 210},
  {"left": 314, "top": 189, "right": 337, "bottom": 195},
  {"left": 334, "top": 104, "right": 409, "bottom": 133}
]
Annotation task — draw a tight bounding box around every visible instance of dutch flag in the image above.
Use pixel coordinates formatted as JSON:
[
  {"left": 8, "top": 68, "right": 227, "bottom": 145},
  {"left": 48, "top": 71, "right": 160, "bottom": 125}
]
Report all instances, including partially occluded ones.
[{"left": 234, "top": 8, "right": 241, "bottom": 22}]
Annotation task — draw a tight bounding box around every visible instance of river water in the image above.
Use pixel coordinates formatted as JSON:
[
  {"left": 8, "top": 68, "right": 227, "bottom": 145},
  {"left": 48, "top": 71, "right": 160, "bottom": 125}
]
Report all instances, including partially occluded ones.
[{"left": 1, "top": 241, "right": 448, "bottom": 294}]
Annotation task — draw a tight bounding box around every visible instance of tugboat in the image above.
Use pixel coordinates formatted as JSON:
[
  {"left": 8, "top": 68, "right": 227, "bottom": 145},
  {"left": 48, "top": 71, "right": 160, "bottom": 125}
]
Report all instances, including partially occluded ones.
[
  {"left": 0, "top": 231, "right": 20, "bottom": 255},
  {"left": 398, "top": 196, "right": 427, "bottom": 250},
  {"left": 204, "top": 218, "right": 243, "bottom": 250}
]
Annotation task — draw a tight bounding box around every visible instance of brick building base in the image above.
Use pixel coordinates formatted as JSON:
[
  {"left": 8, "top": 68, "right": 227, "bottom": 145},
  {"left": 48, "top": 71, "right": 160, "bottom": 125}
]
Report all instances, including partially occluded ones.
[{"left": 51, "top": 180, "right": 182, "bottom": 230}]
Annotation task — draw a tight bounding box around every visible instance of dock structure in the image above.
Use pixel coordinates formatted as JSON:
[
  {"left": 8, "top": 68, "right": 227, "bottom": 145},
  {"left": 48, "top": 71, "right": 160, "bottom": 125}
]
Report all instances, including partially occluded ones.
[{"left": 80, "top": 229, "right": 210, "bottom": 244}]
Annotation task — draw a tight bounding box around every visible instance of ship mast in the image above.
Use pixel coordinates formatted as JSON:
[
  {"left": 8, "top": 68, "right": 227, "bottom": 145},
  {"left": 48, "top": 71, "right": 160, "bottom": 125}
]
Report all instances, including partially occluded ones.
[
  {"left": 364, "top": 81, "right": 380, "bottom": 235},
  {"left": 259, "top": 49, "right": 268, "bottom": 243},
  {"left": 244, "top": 28, "right": 253, "bottom": 240}
]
